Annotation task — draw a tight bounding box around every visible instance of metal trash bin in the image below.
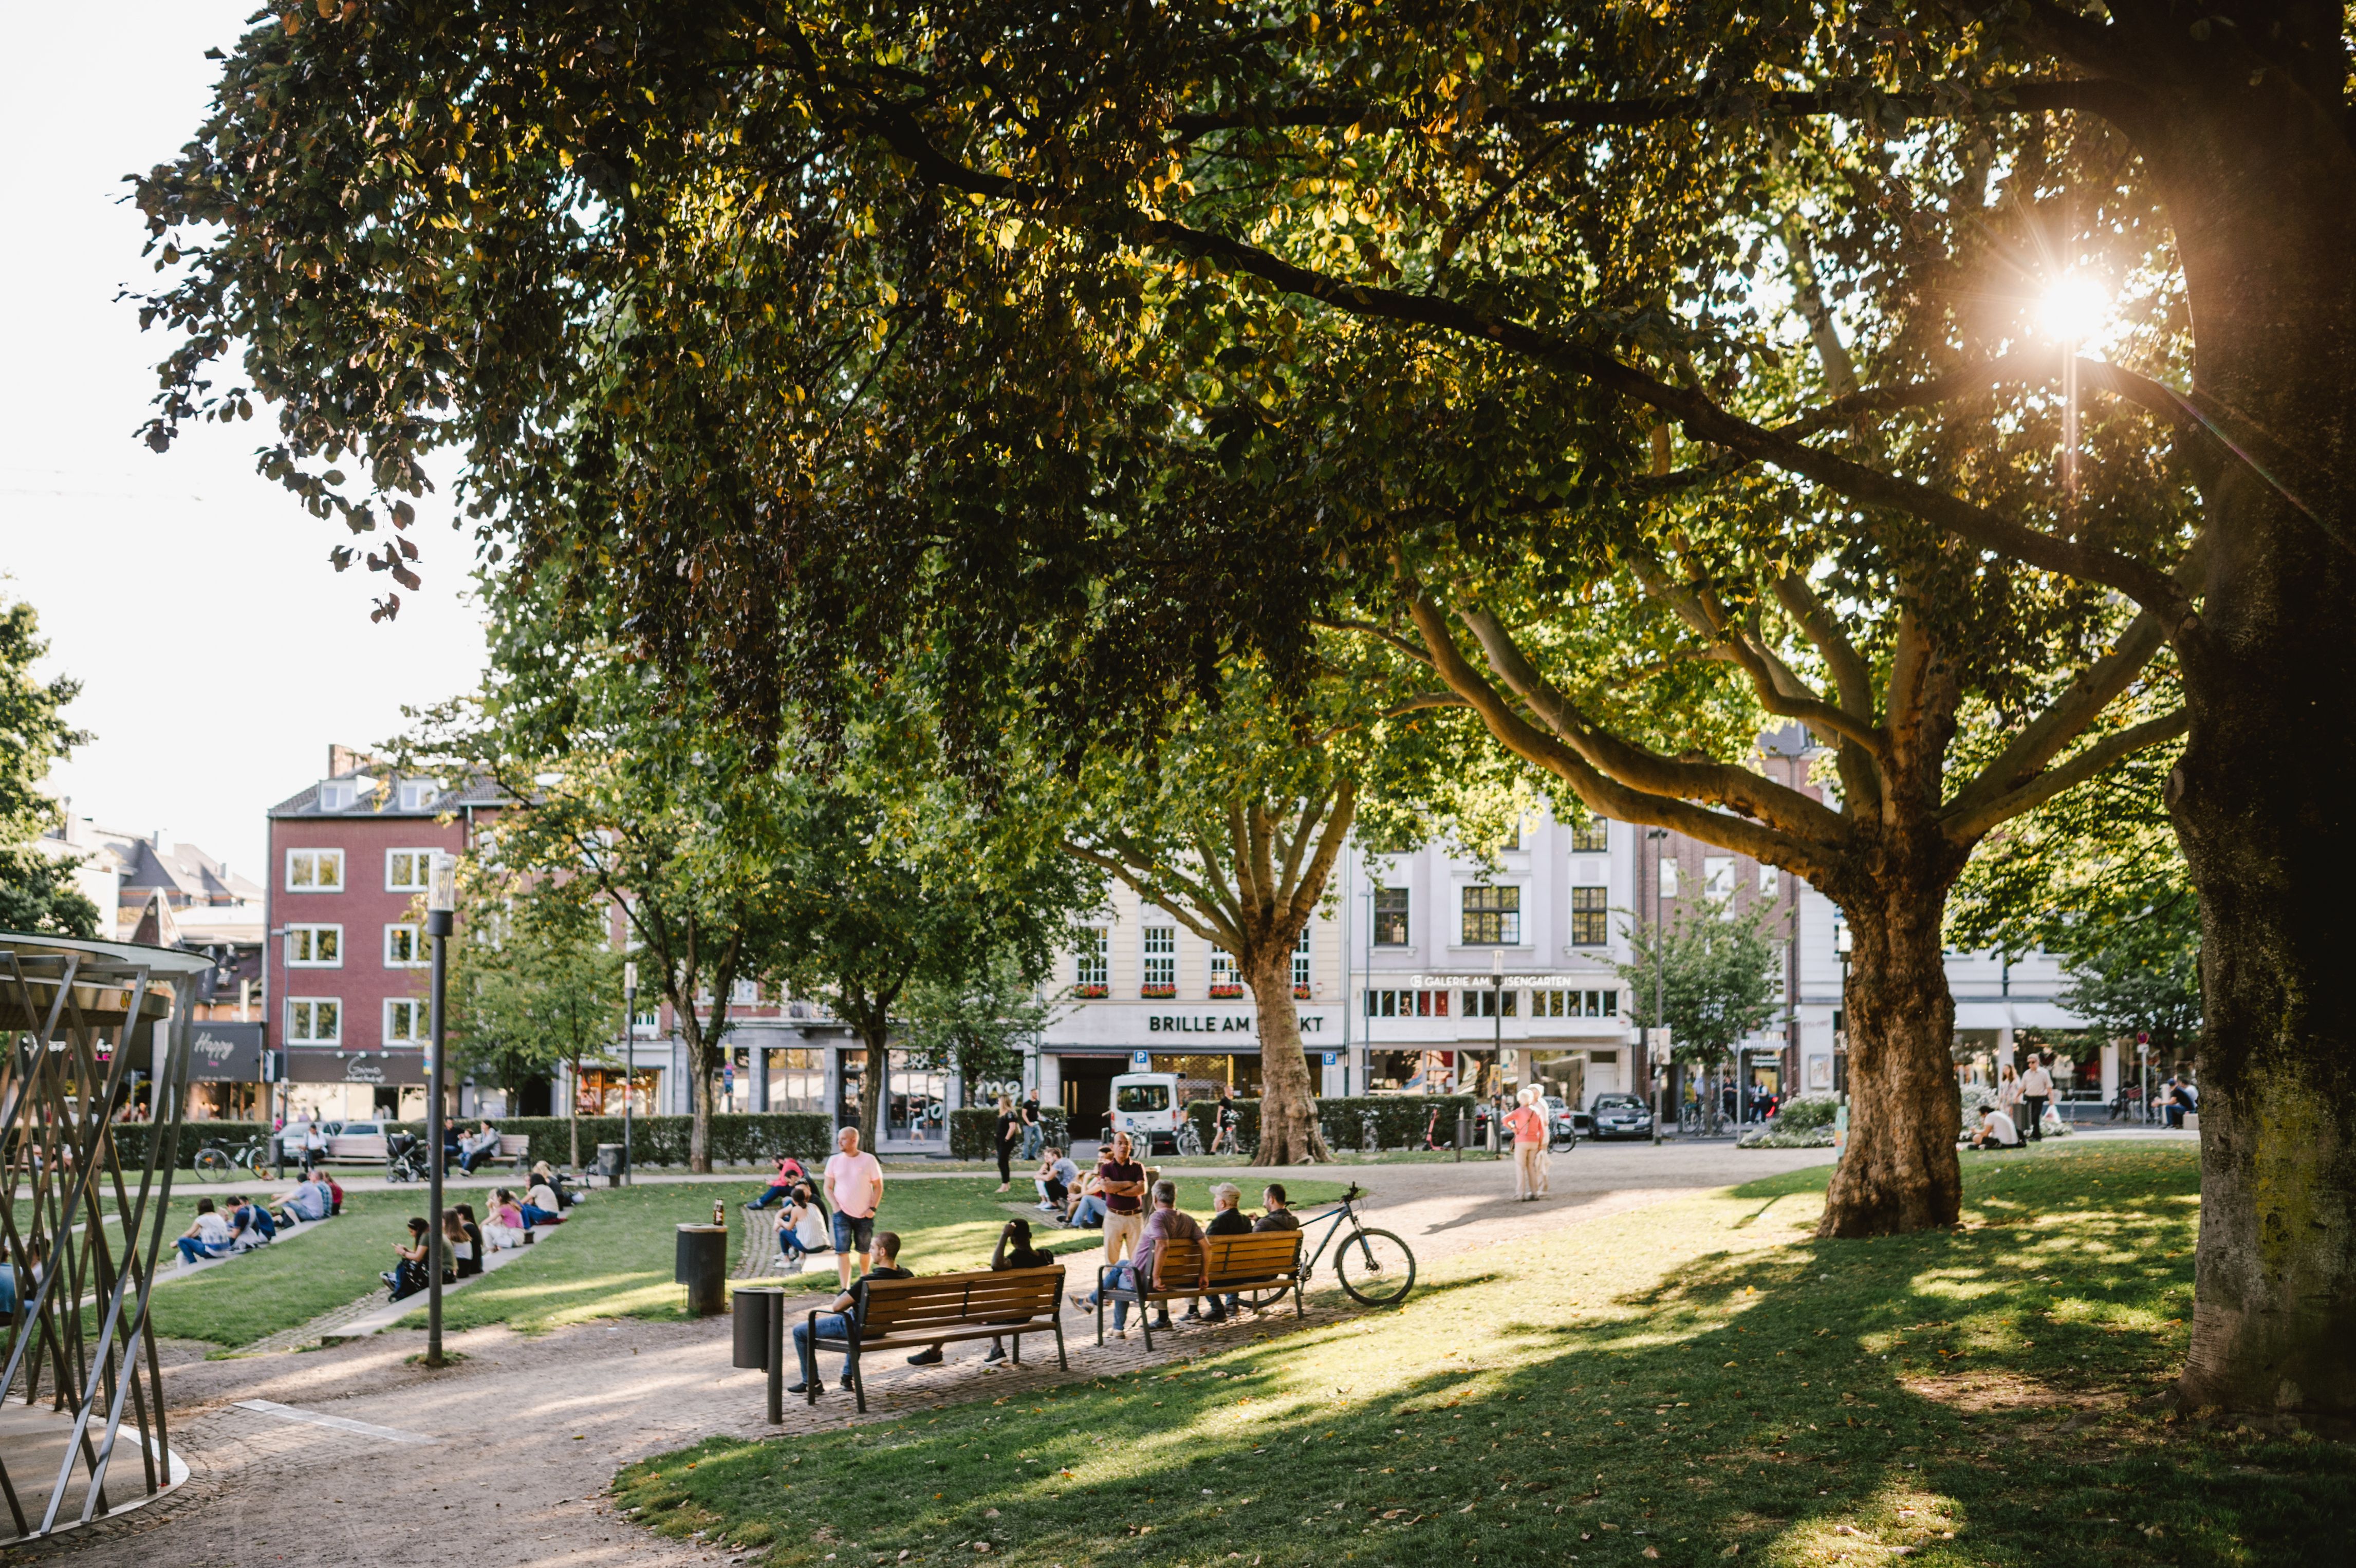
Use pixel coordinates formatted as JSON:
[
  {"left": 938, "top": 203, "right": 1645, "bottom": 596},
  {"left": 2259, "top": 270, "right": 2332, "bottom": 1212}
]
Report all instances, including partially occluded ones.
[
  {"left": 595, "top": 1142, "right": 628, "bottom": 1185},
  {"left": 731, "top": 1285, "right": 790, "bottom": 1424},
  {"left": 675, "top": 1223, "right": 728, "bottom": 1317}
]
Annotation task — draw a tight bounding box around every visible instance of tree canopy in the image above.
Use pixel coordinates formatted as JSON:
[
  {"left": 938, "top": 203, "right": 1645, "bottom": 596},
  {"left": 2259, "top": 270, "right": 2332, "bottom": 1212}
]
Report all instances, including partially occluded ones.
[{"left": 0, "top": 596, "right": 97, "bottom": 939}]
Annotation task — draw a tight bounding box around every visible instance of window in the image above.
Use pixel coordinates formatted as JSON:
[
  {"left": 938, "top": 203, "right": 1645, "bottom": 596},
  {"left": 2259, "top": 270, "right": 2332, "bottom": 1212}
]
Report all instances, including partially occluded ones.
[
  {"left": 1373, "top": 886, "right": 1409, "bottom": 946},
  {"left": 1116, "top": 1082, "right": 1172, "bottom": 1113},
  {"left": 1659, "top": 860, "right": 1680, "bottom": 899},
  {"left": 1209, "top": 948, "right": 1242, "bottom": 998},
  {"left": 397, "top": 779, "right": 438, "bottom": 812},
  {"left": 317, "top": 781, "right": 358, "bottom": 811},
  {"left": 1460, "top": 885, "right": 1522, "bottom": 945},
  {"left": 386, "top": 848, "right": 436, "bottom": 891},
  {"left": 1534, "top": 989, "right": 1620, "bottom": 1018},
  {"left": 1570, "top": 817, "right": 1609, "bottom": 853},
  {"left": 1074, "top": 926, "right": 1109, "bottom": 997},
  {"left": 1571, "top": 887, "right": 1609, "bottom": 947},
  {"left": 1141, "top": 926, "right": 1176, "bottom": 998},
  {"left": 767, "top": 1048, "right": 827, "bottom": 1113},
  {"left": 1704, "top": 856, "right": 1737, "bottom": 901},
  {"left": 287, "top": 998, "right": 341, "bottom": 1044},
  {"left": 630, "top": 1001, "right": 659, "bottom": 1034},
  {"left": 285, "top": 848, "right": 344, "bottom": 891},
  {"left": 1364, "top": 989, "right": 1449, "bottom": 1017},
  {"left": 384, "top": 924, "right": 428, "bottom": 966},
  {"left": 731, "top": 977, "right": 763, "bottom": 1006},
  {"left": 1462, "top": 987, "right": 1520, "bottom": 1018},
  {"left": 384, "top": 998, "right": 425, "bottom": 1043},
  {"left": 1759, "top": 864, "right": 1780, "bottom": 899},
  {"left": 1292, "top": 925, "right": 1312, "bottom": 997},
  {"left": 286, "top": 925, "right": 342, "bottom": 966}
]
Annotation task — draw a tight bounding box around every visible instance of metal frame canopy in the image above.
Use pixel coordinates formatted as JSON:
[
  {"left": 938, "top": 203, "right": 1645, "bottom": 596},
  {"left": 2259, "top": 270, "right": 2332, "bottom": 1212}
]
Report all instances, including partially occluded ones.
[{"left": 0, "top": 931, "right": 205, "bottom": 1541}]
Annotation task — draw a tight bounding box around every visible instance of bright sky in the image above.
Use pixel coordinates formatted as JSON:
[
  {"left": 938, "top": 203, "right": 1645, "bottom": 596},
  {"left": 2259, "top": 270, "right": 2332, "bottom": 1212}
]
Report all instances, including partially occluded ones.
[{"left": 0, "top": 4, "right": 489, "bottom": 884}]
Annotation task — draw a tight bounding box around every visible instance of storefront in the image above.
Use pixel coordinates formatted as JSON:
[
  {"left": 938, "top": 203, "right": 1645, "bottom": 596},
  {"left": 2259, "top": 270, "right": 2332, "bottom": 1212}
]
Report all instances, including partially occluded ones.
[
  {"left": 284, "top": 1046, "right": 429, "bottom": 1121},
  {"left": 182, "top": 1021, "right": 266, "bottom": 1121}
]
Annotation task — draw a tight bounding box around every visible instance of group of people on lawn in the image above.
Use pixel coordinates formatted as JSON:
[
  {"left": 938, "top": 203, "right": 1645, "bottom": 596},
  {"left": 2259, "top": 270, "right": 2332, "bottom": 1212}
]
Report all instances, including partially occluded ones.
[
  {"left": 172, "top": 1172, "right": 348, "bottom": 1263},
  {"left": 780, "top": 1127, "right": 1301, "bottom": 1396},
  {"left": 382, "top": 1165, "right": 578, "bottom": 1299}
]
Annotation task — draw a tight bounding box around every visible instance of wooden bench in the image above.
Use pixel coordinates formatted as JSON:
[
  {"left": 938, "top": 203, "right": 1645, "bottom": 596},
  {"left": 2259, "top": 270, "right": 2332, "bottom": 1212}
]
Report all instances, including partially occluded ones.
[
  {"left": 806, "top": 1264, "right": 1067, "bottom": 1412},
  {"left": 1095, "top": 1230, "right": 1305, "bottom": 1349}
]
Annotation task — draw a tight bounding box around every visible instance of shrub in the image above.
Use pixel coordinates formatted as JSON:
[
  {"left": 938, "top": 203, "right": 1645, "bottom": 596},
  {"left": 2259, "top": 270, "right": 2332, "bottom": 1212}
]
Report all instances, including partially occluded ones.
[
  {"left": 1183, "top": 1095, "right": 1479, "bottom": 1154},
  {"left": 384, "top": 1113, "right": 835, "bottom": 1169},
  {"left": 1773, "top": 1093, "right": 1840, "bottom": 1133},
  {"left": 949, "top": 1108, "right": 1070, "bottom": 1160}
]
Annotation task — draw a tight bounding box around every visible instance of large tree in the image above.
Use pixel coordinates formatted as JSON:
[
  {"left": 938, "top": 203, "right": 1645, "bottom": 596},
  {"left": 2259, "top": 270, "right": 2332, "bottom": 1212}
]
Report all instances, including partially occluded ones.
[
  {"left": 135, "top": 0, "right": 2356, "bottom": 1417},
  {"left": 442, "top": 872, "right": 624, "bottom": 1169},
  {"left": 0, "top": 596, "right": 98, "bottom": 939}
]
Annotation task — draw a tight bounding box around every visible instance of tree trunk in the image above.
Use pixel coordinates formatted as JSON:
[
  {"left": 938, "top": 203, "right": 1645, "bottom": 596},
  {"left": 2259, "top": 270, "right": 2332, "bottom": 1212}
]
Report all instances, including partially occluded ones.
[
  {"left": 1817, "top": 879, "right": 1962, "bottom": 1237},
  {"left": 681, "top": 1015, "right": 714, "bottom": 1174},
  {"left": 567, "top": 1059, "right": 580, "bottom": 1171},
  {"left": 1246, "top": 947, "right": 1328, "bottom": 1164},
  {"left": 2141, "top": 82, "right": 2356, "bottom": 1420},
  {"left": 857, "top": 1023, "right": 888, "bottom": 1155}
]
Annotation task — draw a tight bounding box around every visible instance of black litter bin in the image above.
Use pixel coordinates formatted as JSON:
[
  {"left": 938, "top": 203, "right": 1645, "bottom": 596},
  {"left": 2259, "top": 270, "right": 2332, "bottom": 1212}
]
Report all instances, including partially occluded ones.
[
  {"left": 675, "top": 1223, "right": 728, "bottom": 1316},
  {"left": 595, "top": 1142, "right": 627, "bottom": 1185},
  {"left": 731, "top": 1285, "right": 790, "bottom": 1424}
]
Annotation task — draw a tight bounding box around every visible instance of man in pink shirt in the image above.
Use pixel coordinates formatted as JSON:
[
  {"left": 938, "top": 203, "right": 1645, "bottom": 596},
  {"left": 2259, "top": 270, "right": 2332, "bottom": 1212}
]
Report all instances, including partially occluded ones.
[{"left": 822, "top": 1126, "right": 886, "bottom": 1288}]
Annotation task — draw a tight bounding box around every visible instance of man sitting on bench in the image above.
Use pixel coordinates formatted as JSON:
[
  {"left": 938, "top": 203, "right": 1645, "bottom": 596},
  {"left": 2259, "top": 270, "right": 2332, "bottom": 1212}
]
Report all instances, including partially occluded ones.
[
  {"left": 1071, "top": 1179, "right": 1202, "bottom": 1337},
  {"left": 788, "top": 1230, "right": 913, "bottom": 1396}
]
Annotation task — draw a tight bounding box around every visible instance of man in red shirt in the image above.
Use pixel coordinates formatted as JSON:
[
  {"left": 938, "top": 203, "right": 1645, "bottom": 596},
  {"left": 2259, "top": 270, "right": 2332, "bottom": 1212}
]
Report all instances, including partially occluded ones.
[
  {"left": 1096, "top": 1131, "right": 1147, "bottom": 1266},
  {"left": 1505, "top": 1087, "right": 1550, "bottom": 1201}
]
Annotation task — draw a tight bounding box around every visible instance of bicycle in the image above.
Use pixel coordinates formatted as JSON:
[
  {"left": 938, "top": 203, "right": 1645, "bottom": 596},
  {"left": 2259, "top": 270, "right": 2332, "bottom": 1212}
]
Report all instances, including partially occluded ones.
[
  {"left": 1175, "top": 1121, "right": 1207, "bottom": 1157},
  {"left": 1548, "top": 1117, "right": 1580, "bottom": 1154},
  {"left": 192, "top": 1136, "right": 271, "bottom": 1182},
  {"left": 1236, "top": 1182, "right": 1415, "bottom": 1310}
]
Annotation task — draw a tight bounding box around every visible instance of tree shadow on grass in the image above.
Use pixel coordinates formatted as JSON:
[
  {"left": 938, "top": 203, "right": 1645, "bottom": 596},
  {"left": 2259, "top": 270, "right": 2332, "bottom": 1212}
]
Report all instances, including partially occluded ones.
[{"left": 615, "top": 1144, "right": 2346, "bottom": 1568}]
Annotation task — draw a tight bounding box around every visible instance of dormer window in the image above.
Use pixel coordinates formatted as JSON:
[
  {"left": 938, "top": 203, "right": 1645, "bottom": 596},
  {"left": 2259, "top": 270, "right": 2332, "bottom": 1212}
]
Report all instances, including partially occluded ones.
[
  {"left": 318, "top": 781, "right": 357, "bottom": 811},
  {"left": 398, "top": 779, "right": 438, "bottom": 812}
]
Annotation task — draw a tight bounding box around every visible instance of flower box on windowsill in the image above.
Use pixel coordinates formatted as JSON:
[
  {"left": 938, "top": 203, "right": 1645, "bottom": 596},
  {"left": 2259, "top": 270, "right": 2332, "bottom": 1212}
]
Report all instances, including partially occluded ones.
[
  {"left": 1294, "top": 984, "right": 1313, "bottom": 1000},
  {"left": 1140, "top": 985, "right": 1177, "bottom": 999},
  {"left": 1208, "top": 984, "right": 1246, "bottom": 999},
  {"left": 1073, "top": 984, "right": 1108, "bottom": 999}
]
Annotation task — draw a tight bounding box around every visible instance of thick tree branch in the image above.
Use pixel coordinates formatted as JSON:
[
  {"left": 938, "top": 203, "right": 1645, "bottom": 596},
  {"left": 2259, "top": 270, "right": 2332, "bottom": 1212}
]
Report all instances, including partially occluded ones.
[{"left": 1940, "top": 708, "right": 2190, "bottom": 843}]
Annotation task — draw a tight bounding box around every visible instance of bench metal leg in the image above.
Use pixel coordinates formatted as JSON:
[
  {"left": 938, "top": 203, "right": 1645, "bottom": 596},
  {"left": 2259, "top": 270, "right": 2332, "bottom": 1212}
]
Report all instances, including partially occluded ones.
[
  {"left": 805, "top": 1312, "right": 821, "bottom": 1405},
  {"left": 1293, "top": 1278, "right": 1305, "bottom": 1318},
  {"left": 1010, "top": 1333, "right": 1021, "bottom": 1367},
  {"left": 1138, "top": 1304, "right": 1154, "bottom": 1352},
  {"left": 766, "top": 1295, "right": 785, "bottom": 1425},
  {"left": 1053, "top": 1317, "right": 1068, "bottom": 1371},
  {"left": 849, "top": 1352, "right": 866, "bottom": 1414}
]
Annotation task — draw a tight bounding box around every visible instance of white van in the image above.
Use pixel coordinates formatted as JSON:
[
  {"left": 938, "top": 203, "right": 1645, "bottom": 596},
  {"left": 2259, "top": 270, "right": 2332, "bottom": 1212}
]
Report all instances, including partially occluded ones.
[{"left": 1108, "top": 1072, "right": 1185, "bottom": 1155}]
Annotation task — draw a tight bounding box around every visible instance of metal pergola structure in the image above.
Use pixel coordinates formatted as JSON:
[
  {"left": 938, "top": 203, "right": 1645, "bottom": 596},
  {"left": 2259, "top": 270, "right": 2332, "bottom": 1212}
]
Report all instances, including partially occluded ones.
[{"left": 0, "top": 932, "right": 202, "bottom": 1542}]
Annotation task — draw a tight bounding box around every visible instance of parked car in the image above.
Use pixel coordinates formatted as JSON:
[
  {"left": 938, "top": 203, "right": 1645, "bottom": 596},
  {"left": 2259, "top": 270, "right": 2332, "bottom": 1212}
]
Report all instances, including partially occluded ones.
[
  {"left": 1587, "top": 1093, "right": 1655, "bottom": 1141},
  {"left": 324, "top": 1120, "right": 390, "bottom": 1161},
  {"left": 1542, "top": 1095, "right": 1593, "bottom": 1141}
]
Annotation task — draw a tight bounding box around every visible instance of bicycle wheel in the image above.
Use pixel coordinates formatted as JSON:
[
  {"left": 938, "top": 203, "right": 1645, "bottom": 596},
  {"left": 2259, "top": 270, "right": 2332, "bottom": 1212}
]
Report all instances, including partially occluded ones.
[
  {"left": 1550, "top": 1128, "right": 1578, "bottom": 1153},
  {"left": 1334, "top": 1227, "right": 1416, "bottom": 1307},
  {"left": 192, "top": 1148, "right": 231, "bottom": 1181}
]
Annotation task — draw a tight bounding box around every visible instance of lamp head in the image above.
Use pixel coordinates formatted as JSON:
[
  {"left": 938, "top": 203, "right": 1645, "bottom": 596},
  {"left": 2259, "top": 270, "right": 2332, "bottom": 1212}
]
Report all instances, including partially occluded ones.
[
  {"left": 426, "top": 852, "right": 457, "bottom": 914},
  {"left": 623, "top": 960, "right": 638, "bottom": 994},
  {"left": 1491, "top": 949, "right": 1504, "bottom": 977}
]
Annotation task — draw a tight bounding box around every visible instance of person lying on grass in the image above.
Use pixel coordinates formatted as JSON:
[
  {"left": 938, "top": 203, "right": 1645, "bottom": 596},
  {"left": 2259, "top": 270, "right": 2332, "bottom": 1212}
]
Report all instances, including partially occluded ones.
[
  {"left": 788, "top": 1229, "right": 912, "bottom": 1396},
  {"left": 1071, "top": 1179, "right": 1205, "bottom": 1337}
]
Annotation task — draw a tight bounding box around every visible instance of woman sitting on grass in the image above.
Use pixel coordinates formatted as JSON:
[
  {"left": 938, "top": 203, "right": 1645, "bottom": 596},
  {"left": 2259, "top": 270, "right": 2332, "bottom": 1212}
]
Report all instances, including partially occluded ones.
[
  {"left": 520, "top": 1174, "right": 565, "bottom": 1228},
  {"left": 780, "top": 1183, "right": 829, "bottom": 1272},
  {"left": 382, "top": 1217, "right": 433, "bottom": 1300},
  {"left": 443, "top": 1211, "right": 480, "bottom": 1279},
  {"left": 483, "top": 1190, "right": 528, "bottom": 1250}
]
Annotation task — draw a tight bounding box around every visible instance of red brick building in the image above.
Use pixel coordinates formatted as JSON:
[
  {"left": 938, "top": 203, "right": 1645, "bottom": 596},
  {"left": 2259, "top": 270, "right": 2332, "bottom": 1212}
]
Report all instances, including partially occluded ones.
[{"left": 264, "top": 747, "right": 500, "bottom": 1122}]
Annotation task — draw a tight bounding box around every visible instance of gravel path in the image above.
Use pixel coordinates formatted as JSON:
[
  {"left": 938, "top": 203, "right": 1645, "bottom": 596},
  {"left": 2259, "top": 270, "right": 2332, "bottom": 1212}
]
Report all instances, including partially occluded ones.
[{"left": 15, "top": 1143, "right": 1833, "bottom": 1565}]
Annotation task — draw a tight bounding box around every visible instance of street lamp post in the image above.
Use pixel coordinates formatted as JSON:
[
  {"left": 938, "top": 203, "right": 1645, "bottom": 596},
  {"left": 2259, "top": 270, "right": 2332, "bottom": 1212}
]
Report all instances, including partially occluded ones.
[
  {"left": 1646, "top": 828, "right": 1668, "bottom": 1144},
  {"left": 621, "top": 961, "right": 639, "bottom": 1186},
  {"left": 1490, "top": 949, "right": 1505, "bottom": 1157},
  {"left": 424, "top": 852, "right": 457, "bottom": 1370}
]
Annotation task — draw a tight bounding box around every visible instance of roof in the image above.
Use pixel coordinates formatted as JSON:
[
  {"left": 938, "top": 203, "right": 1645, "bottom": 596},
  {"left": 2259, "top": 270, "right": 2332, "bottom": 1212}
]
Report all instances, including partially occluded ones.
[
  {"left": 116, "top": 835, "right": 263, "bottom": 905},
  {"left": 269, "top": 769, "right": 507, "bottom": 819}
]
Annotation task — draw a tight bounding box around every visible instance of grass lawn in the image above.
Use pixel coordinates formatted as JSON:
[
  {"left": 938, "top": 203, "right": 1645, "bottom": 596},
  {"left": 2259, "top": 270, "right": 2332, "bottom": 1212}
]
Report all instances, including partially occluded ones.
[
  {"left": 614, "top": 1142, "right": 2349, "bottom": 1568},
  {"left": 143, "top": 1188, "right": 423, "bottom": 1347},
  {"left": 414, "top": 1177, "right": 1349, "bottom": 1336}
]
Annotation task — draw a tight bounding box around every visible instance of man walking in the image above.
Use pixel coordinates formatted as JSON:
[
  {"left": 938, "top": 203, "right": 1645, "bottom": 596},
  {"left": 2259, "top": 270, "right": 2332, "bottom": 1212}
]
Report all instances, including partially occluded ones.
[
  {"left": 1097, "top": 1130, "right": 1147, "bottom": 1267},
  {"left": 2018, "top": 1054, "right": 2055, "bottom": 1143},
  {"left": 823, "top": 1125, "right": 885, "bottom": 1289},
  {"left": 1505, "top": 1086, "right": 1550, "bottom": 1200}
]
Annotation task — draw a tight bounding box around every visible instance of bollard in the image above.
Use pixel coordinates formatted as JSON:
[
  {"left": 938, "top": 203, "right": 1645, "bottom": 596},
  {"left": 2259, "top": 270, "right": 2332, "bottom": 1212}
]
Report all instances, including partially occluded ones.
[{"left": 1455, "top": 1114, "right": 1469, "bottom": 1162}]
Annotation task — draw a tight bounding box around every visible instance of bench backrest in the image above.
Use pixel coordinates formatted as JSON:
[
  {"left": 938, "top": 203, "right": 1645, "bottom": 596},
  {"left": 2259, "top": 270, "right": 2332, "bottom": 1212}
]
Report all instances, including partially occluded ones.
[
  {"left": 857, "top": 1265, "right": 1065, "bottom": 1338},
  {"left": 1203, "top": 1231, "right": 1304, "bottom": 1285},
  {"left": 1149, "top": 1236, "right": 1207, "bottom": 1290},
  {"left": 497, "top": 1135, "right": 532, "bottom": 1155}
]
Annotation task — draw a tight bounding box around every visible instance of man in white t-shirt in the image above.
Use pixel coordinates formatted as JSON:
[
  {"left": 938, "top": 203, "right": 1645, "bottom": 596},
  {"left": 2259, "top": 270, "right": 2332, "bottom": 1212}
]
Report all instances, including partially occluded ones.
[
  {"left": 1971, "top": 1105, "right": 2023, "bottom": 1149},
  {"left": 823, "top": 1126, "right": 885, "bottom": 1289}
]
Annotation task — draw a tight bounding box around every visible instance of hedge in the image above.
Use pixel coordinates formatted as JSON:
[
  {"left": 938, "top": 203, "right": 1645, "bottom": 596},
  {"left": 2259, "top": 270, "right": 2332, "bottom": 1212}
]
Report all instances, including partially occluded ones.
[
  {"left": 949, "top": 1108, "right": 1071, "bottom": 1161},
  {"left": 1184, "top": 1095, "right": 1481, "bottom": 1154},
  {"left": 110, "top": 1120, "right": 274, "bottom": 1172},
  {"left": 383, "top": 1114, "right": 837, "bottom": 1169}
]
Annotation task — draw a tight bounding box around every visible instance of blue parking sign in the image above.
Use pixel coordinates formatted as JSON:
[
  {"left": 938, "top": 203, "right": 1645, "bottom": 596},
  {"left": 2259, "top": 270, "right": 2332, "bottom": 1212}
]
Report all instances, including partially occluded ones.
[
  {"left": 1131, "top": 1050, "right": 1152, "bottom": 1068},
  {"left": 1322, "top": 1052, "right": 1338, "bottom": 1066}
]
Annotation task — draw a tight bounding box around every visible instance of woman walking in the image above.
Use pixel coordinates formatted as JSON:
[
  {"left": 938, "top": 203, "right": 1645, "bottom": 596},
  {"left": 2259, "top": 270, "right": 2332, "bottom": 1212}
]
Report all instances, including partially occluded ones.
[{"left": 993, "top": 1095, "right": 1023, "bottom": 1192}]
